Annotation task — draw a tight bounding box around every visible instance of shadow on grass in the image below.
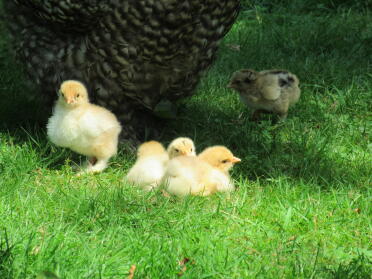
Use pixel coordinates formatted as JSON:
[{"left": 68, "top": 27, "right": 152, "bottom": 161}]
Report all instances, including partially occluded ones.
[
  {"left": 164, "top": 97, "right": 370, "bottom": 189},
  {"left": 0, "top": 5, "right": 370, "bottom": 188},
  {"left": 0, "top": 229, "right": 14, "bottom": 279},
  {"left": 318, "top": 253, "right": 372, "bottom": 279}
]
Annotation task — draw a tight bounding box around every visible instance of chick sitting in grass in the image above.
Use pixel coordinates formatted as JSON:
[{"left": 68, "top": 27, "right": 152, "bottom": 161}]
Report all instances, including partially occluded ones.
[
  {"left": 125, "top": 137, "right": 196, "bottom": 190},
  {"left": 167, "top": 137, "right": 196, "bottom": 159},
  {"left": 125, "top": 141, "right": 169, "bottom": 191},
  {"left": 47, "top": 80, "right": 122, "bottom": 173},
  {"left": 198, "top": 146, "right": 241, "bottom": 178},
  {"left": 227, "top": 69, "right": 301, "bottom": 121},
  {"left": 162, "top": 146, "right": 240, "bottom": 197}
]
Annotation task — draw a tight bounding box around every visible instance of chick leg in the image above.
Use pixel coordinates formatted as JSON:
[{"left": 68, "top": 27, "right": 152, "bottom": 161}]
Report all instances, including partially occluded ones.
[
  {"left": 251, "top": 109, "right": 271, "bottom": 121},
  {"left": 192, "top": 189, "right": 213, "bottom": 196},
  {"left": 88, "top": 157, "right": 98, "bottom": 166},
  {"left": 77, "top": 157, "right": 97, "bottom": 174},
  {"left": 192, "top": 183, "right": 217, "bottom": 196},
  {"left": 86, "top": 157, "right": 109, "bottom": 173},
  {"left": 274, "top": 102, "right": 289, "bottom": 122},
  {"left": 277, "top": 112, "right": 288, "bottom": 121}
]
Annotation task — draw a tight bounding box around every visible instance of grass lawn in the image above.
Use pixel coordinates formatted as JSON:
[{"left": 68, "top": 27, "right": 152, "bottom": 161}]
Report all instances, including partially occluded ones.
[{"left": 0, "top": 2, "right": 371, "bottom": 278}]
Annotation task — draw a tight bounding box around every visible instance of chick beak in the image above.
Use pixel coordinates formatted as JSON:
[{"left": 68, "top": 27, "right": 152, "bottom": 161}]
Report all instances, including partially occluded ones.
[
  {"left": 66, "top": 98, "right": 74, "bottom": 104},
  {"left": 227, "top": 83, "right": 233, "bottom": 89},
  {"left": 231, "top": 157, "right": 241, "bottom": 163},
  {"left": 180, "top": 151, "right": 187, "bottom": 156}
]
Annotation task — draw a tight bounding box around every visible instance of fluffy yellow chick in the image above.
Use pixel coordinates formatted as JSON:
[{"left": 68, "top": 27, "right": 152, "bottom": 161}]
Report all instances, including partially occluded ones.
[
  {"left": 167, "top": 137, "right": 196, "bottom": 159},
  {"left": 227, "top": 69, "right": 301, "bottom": 120},
  {"left": 198, "top": 145, "right": 241, "bottom": 175},
  {"left": 162, "top": 146, "right": 241, "bottom": 196},
  {"left": 47, "top": 80, "right": 122, "bottom": 173},
  {"left": 125, "top": 141, "right": 169, "bottom": 191},
  {"left": 125, "top": 137, "right": 196, "bottom": 190}
]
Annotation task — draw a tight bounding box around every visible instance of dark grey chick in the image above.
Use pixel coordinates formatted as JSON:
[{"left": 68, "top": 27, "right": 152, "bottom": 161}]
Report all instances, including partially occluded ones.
[{"left": 227, "top": 69, "right": 301, "bottom": 120}]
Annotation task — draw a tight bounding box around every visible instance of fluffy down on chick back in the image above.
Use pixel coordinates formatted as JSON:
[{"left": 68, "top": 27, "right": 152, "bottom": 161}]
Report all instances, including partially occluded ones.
[
  {"left": 162, "top": 156, "right": 217, "bottom": 196},
  {"left": 3, "top": 0, "right": 240, "bottom": 142},
  {"left": 227, "top": 69, "right": 301, "bottom": 120},
  {"left": 126, "top": 137, "right": 196, "bottom": 190},
  {"left": 163, "top": 145, "right": 240, "bottom": 196},
  {"left": 126, "top": 141, "right": 169, "bottom": 191}
]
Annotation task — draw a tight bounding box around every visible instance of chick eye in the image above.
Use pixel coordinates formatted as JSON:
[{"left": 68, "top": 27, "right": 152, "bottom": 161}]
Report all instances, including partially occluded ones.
[
  {"left": 244, "top": 78, "right": 251, "bottom": 83},
  {"left": 76, "top": 94, "right": 80, "bottom": 98},
  {"left": 221, "top": 159, "right": 229, "bottom": 164},
  {"left": 234, "top": 80, "right": 241, "bottom": 85},
  {"left": 174, "top": 148, "right": 179, "bottom": 152}
]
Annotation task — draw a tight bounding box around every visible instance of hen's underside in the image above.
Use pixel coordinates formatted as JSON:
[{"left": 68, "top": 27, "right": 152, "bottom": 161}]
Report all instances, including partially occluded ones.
[{"left": 3, "top": 0, "right": 240, "bottom": 141}]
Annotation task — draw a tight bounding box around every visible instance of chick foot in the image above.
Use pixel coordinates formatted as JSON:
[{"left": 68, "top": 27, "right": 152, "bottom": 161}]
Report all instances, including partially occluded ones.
[
  {"left": 77, "top": 157, "right": 109, "bottom": 175},
  {"left": 250, "top": 109, "right": 272, "bottom": 121},
  {"left": 86, "top": 158, "right": 109, "bottom": 173}
]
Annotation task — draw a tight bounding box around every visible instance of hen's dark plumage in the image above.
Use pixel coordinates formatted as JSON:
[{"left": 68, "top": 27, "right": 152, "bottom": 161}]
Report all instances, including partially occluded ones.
[{"left": 3, "top": 0, "right": 240, "bottom": 141}]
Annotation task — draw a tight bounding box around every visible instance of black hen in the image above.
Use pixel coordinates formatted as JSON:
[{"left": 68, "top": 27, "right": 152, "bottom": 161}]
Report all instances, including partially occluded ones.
[{"left": 3, "top": 0, "right": 240, "bottom": 141}]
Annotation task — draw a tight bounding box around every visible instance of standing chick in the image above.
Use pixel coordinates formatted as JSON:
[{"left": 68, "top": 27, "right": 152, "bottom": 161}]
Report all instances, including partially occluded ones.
[
  {"left": 227, "top": 69, "right": 301, "bottom": 120},
  {"left": 162, "top": 146, "right": 240, "bottom": 197},
  {"left": 125, "top": 141, "right": 169, "bottom": 191},
  {"left": 167, "top": 137, "right": 196, "bottom": 159},
  {"left": 47, "top": 80, "right": 122, "bottom": 173}
]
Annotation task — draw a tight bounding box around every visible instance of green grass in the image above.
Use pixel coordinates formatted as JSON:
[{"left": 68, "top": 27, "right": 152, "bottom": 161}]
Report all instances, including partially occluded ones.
[{"left": 0, "top": 2, "right": 371, "bottom": 279}]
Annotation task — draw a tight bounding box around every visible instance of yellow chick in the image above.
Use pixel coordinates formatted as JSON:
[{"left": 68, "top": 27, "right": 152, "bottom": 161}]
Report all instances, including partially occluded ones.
[
  {"left": 197, "top": 145, "right": 241, "bottom": 193},
  {"left": 47, "top": 80, "right": 122, "bottom": 173},
  {"left": 167, "top": 137, "right": 196, "bottom": 159},
  {"left": 227, "top": 69, "right": 301, "bottom": 120},
  {"left": 125, "top": 141, "right": 169, "bottom": 191},
  {"left": 125, "top": 137, "right": 196, "bottom": 191},
  {"left": 198, "top": 145, "right": 241, "bottom": 176},
  {"left": 162, "top": 146, "right": 241, "bottom": 196}
]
